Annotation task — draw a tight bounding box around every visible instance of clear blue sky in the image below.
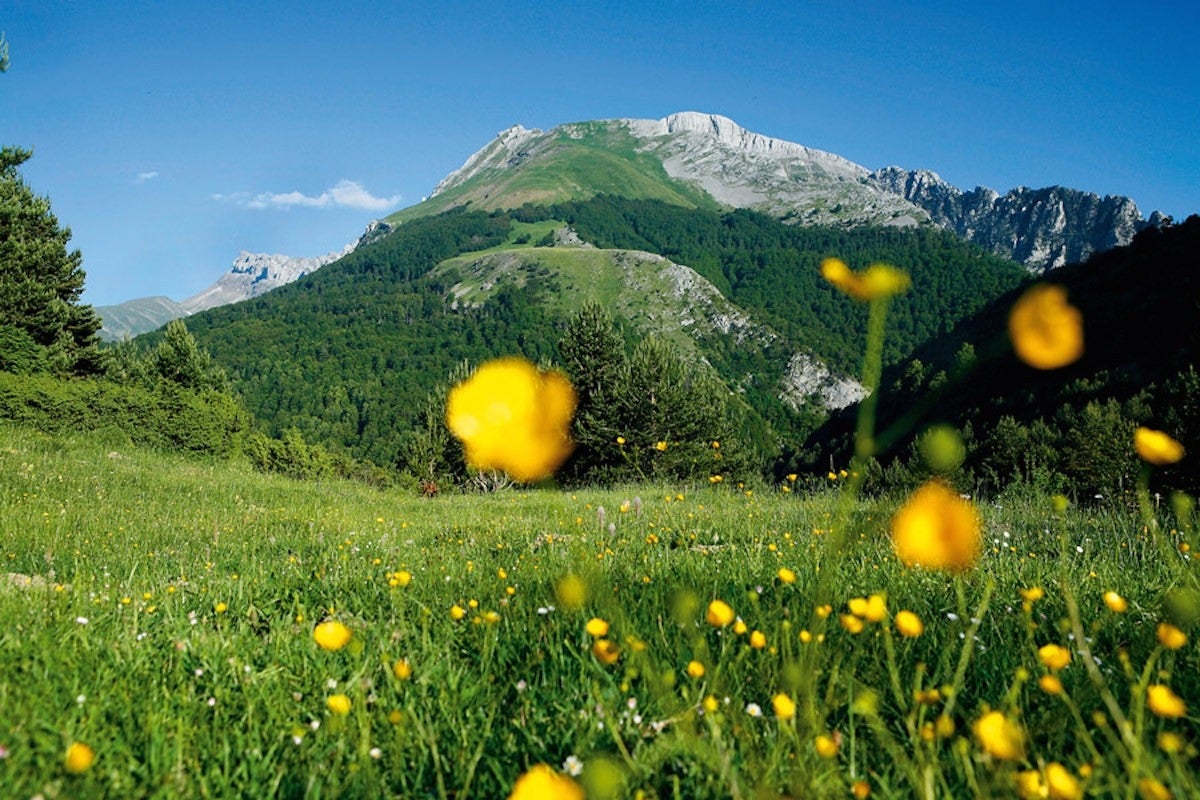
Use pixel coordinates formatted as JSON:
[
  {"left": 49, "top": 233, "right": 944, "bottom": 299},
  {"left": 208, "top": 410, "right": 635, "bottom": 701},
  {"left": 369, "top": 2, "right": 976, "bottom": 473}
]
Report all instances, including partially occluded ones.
[{"left": 4, "top": 1, "right": 1198, "bottom": 306}]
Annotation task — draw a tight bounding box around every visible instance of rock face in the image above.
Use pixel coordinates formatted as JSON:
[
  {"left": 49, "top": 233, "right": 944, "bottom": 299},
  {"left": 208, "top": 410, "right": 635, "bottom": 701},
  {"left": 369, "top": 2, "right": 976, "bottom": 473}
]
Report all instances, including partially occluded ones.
[
  {"left": 869, "top": 166, "right": 1153, "bottom": 272},
  {"left": 178, "top": 247, "right": 352, "bottom": 315}
]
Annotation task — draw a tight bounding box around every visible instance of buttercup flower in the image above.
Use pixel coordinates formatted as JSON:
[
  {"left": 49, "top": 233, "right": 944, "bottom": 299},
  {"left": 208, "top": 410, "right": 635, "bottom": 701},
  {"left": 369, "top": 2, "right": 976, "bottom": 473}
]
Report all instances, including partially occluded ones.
[
  {"left": 894, "top": 610, "right": 924, "bottom": 638},
  {"left": 706, "top": 600, "right": 735, "bottom": 627},
  {"left": 1008, "top": 283, "right": 1084, "bottom": 369},
  {"left": 772, "top": 692, "right": 796, "bottom": 721},
  {"left": 973, "top": 710, "right": 1025, "bottom": 760},
  {"left": 313, "top": 620, "right": 352, "bottom": 651},
  {"left": 777, "top": 567, "right": 796, "bottom": 584},
  {"left": 1038, "top": 643, "right": 1072, "bottom": 671},
  {"left": 814, "top": 733, "right": 840, "bottom": 758},
  {"left": 821, "top": 258, "right": 910, "bottom": 301},
  {"left": 1135, "top": 427, "right": 1185, "bottom": 466},
  {"left": 326, "top": 694, "right": 352, "bottom": 715},
  {"left": 686, "top": 660, "right": 705, "bottom": 679},
  {"left": 1156, "top": 622, "right": 1187, "bottom": 650},
  {"left": 64, "top": 742, "right": 94, "bottom": 774},
  {"left": 585, "top": 618, "right": 610, "bottom": 638},
  {"left": 508, "top": 763, "right": 584, "bottom": 800},
  {"left": 1044, "top": 763, "right": 1082, "bottom": 800},
  {"left": 446, "top": 357, "right": 577, "bottom": 483},
  {"left": 1103, "top": 591, "right": 1128, "bottom": 613},
  {"left": 749, "top": 630, "right": 767, "bottom": 649},
  {"left": 592, "top": 639, "right": 620, "bottom": 665},
  {"left": 891, "top": 480, "right": 982, "bottom": 572},
  {"left": 1146, "top": 684, "right": 1186, "bottom": 718}
]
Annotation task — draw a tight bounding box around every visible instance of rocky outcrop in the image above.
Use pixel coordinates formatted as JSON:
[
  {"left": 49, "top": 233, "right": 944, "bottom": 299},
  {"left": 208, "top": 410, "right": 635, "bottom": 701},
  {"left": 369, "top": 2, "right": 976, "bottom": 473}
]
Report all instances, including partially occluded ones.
[
  {"left": 870, "top": 166, "right": 1154, "bottom": 272},
  {"left": 178, "top": 246, "right": 351, "bottom": 315}
]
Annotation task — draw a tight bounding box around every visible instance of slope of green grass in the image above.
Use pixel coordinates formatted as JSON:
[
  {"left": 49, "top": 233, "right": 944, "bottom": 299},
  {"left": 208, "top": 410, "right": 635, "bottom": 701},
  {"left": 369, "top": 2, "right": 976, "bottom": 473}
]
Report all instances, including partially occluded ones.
[{"left": 1, "top": 423, "right": 1194, "bottom": 798}]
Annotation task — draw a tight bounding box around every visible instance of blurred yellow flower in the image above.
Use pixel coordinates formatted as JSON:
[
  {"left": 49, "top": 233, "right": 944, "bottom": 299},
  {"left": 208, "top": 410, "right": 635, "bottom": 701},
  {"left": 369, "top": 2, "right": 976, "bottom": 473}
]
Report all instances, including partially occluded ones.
[
  {"left": 839, "top": 614, "right": 865, "bottom": 634},
  {"left": 585, "top": 617, "right": 610, "bottom": 638},
  {"left": 64, "top": 742, "right": 94, "bottom": 774},
  {"left": 786, "top": 473, "right": 797, "bottom": 482},
  {"left": 703, "top": 695, "right": 720, "bottom": 713},
  {"left": 777, "top": 567, "right": 796, "bottom": 584},
  {"left": 450, "top": 604, "right": 467, "bottom": 621},
  {"left": 821, "top": 258, "right": 910, "bottom": 302},
  {"left": 686, "top": 660, "right": 705, "bottom": 679},
  {"left": 894, "top": 610, "right": 924, "bottom": 638},
  {"left": 1008, "top": 283, "right": 1083, "bottom": 369},
  {"left": 592, "top": 639, "right": 621, "bottom": 665},
  {"left": 1157, "top": 731, "right": 1185, "bottom": 754},
  {"left": 1039, "top": 675, "right": 1064, "bottom": 695},
  {"left": 654, "top": 440, "right": 668, "bottom": 452},
  {"left": 326, "top": 694, "right": 351, "bottom": 715},
  {"left": 1135, "top": 427, "right": 1185, "bottom": 465},
  {"left": 1045, "top": 763, "right": 1081, "bottom": 800},
  {"left": 554, "top": 574, "right": 587, "bottom": 610},
  {"left": 1147, "top": 684, "right": 1186, "bottom": 718},
  {"left": 1156, "top": 622, "right": 1187, "bottom": 650},
  {"left": 508, "top": 763, "right": 584, "bottom": 800},
  {"left": 706, "top": 600, "right": 735, "bottom": 627},
  {"left": 446, "top": 357, "right": 577, "bottom": 483},
  {"left": 733, "top": 618, "right": 748, "bottom": 635},
  {"left": 847, "top": 597, "right": 869, "bottom": 617},
  {"left": 615, "top": 436, "right": 626, "bottom": 445},
  {"left": 749, "top": 630, "right": 767, "bottom": 649},
  {"left": 1019, "top": 586, "right": 1045, "bottom": 603},
  {"left": 1038, "top": 643, "right": 1072, "bottom": 671},
  {"left": 392, "top": 659, "right": 413, "bottom": 680},
  {"left": 891, "top": 480, "right": 982, "bottom": 572},
  {"left": 312, "top": 620, "right": 352, "bottom": 651},
  {"left": 814, "top": 733, "right": 840, "bottom": 758},
  {"left": 1137, "top": 778, "right": 1173, "bottom": 800},
  {"left": 852, "top": 780, "right": 872, "bottom": 800},
  {"left": 973, "top": 710, "right": 1024, "bottom": 760},
  {"left": 772, "top": 692, "right": 796, "bottom": 721},
  {"left": 1103, "top": 591, "right": 1128, "bottom": 613},
  {"left": 864, "top": 594, "right": 887, "bottom": 622},
  {"left": 214, "top": 601, "right": 228, "bottom": 614},
  {"left": 393, "top": 570, "right": 412, "bottom": 587}
]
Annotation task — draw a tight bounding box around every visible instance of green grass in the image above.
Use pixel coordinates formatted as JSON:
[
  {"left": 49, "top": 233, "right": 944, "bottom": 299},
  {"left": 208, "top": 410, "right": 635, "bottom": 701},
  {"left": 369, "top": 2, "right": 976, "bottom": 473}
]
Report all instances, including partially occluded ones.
[{"left": 0, "top": 423, "right": 1195, "bottom": 798}]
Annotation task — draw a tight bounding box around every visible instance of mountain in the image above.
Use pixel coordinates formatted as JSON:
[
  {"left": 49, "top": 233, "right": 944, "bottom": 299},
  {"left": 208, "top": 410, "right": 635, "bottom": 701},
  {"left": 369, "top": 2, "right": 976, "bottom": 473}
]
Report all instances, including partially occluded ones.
[
  {"left": 96, "top": 246, "right": 351, "bottom": 340},
  {"left": 382, "top": 112, "right": 1155, "bottom": 272}
]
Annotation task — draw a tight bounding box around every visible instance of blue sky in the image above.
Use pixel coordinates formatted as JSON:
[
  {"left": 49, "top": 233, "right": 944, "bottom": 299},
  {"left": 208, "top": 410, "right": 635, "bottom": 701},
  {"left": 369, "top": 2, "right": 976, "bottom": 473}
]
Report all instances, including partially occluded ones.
[{"left": 4, "top": 1, "right": 1198, "bottom": 306}]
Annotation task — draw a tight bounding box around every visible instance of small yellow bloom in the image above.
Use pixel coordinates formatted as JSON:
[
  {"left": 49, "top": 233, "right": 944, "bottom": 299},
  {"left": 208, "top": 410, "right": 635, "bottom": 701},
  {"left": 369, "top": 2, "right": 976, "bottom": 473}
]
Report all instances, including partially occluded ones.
[
  {"left": 616, "top": 436, "right": 626, "bottom": 445},
  {"left": 1044, "top": 763, "right": 1081, "bottom": 800},
  {"left": 1103, "top": 591, "right": 1128, "bottom": 613},
  {"left": 214, "top": 601, "right": 228, "bottom": 614},
  {"left": 821, "top": 258, "right": 910, "bottom": 301},
  {"left": 703, "top": 695, "right": 720, "bottom": 713},
  {"left": 777, "top": 567, "right": 796, "bottom": 584},
  {"left": 839, "top": 614, "right": 865, "bottom": 634},
  {"left": 1038, "top": 643, "right": 1072, "bottom": 671},
  {"left": 706, "top": 599, "right": 735, "bottom": 627},
  {"left": 935, "top": 714, "right": 956, "bottom": 738},
  {"left": 1157, "top": 731, "right": 1184, "bottom": 754},
  {"left": 686, "top": 660, "right": 705, "bottom": 679},
  {"left": 1137, "top": 778, "right": 1173, "bottom": 800},
  {"left": 973, "top": 710, "right": 1024, "bottom": 760},
  {"left": 749, "top": 630, "right": 767, "bottom": 649},
  {"left": 1038, "top": 674, "right": 1064, "bottom": 695},
  {"left": 554, "top": 573, "right": 587, "bottom": 610},
  {"left": 592, "top": 639, "right": 621, "bottom": 665},
  {"left": 508, "top": 763, "right": 584, "bottom": 800},
  {"left": 393, "top": 659, "right": 413, "bottom": 680},
  {"left": 772, "top": 692, "right": 796, "bottom": 721},
  {"left": 450, "top": 604, "right": 467, "bottom": 621},
  {"left": 64, "top": 742, "right": 95, "bottom": 774},
  {"left": 814, "top": 733, "right": 840, "bottom": 758},
  {"left": 848, "top": 597, "right": 869, "bottom": 617},
  {"left": 864, "top": 594, "right": 887, "bottom": 623},
  {"left": 732, "top": 618, "right": 748, "bottom": 635},
  {"left": 1156, "top": 622, "right": 1187, "bottom": 650},
  {"left": 1147, "top": 684, "right": 1187, "bottom": 718},
  {"left": 1008, "top": 283, "right": 1084, "bottom": 369},
  {"left": 394, "top": 570, "right": 412, "bottom": 587},
  {"left": 585, "top": 617, "right": 610, "bottom": 638},
  {"left": 852, "top": 780, "right": 872, "bottom": 800},
  {"left": 1019, "top": 586, "right": 1045, "bottom": 603},
  {"left": 326, "top": 694, "right": 352, "bottom": 715},
  {"left": 654, "top": 440, "right": 668, "bottom": 451},
  {"left": 892, "top": 480, "right": 982, "bottom": 572},
  {"left": 786, "top": 473, "right": 797, "bottom": 482},
  {"left": 312, "top": 620, "right": 352, "bottom": 651},
  {"left": 894, "top": 610, "right": 924, "bottom": 638},
  {"left": 1134, "top": 427, "right": 1185, "bottom": 465}
]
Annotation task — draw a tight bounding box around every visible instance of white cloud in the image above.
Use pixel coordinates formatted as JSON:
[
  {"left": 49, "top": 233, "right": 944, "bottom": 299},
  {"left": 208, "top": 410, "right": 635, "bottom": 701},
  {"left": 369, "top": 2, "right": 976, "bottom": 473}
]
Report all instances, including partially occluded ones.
[
  {"left": 214, "top": 180, "right": 401, "bottom": 211},
  {"left": 135, "top": 171, "right": 159, "bottom": 183}
]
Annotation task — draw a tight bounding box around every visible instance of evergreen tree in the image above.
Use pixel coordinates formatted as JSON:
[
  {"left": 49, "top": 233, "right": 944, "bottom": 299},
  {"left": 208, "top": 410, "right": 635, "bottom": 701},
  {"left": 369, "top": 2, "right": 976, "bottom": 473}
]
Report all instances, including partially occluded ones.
[
  {"left": 558, "top": 302, "right": 627, "bottom": 479},
  {"left": 0, "top": 147, "right": 103, "bottom": 375},
  {"left": 152, "top": 319, "right": 229, "bottom": 392}
]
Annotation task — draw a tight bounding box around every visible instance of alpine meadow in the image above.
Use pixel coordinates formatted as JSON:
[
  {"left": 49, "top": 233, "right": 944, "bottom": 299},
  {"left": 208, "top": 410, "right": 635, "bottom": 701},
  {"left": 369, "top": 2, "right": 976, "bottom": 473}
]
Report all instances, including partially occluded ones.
[{"left": 2, "top": 100, "right": 1198, "bottom": 800}]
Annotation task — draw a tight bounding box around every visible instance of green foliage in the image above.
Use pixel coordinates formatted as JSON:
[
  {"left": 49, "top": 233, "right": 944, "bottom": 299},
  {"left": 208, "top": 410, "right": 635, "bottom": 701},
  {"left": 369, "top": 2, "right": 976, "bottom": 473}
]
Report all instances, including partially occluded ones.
[
  {"left": 151, "top": 319, "right": 230, "bottom": 392},
  {"left": 0, "top": 147, "right": 104, "bottom": 375}
]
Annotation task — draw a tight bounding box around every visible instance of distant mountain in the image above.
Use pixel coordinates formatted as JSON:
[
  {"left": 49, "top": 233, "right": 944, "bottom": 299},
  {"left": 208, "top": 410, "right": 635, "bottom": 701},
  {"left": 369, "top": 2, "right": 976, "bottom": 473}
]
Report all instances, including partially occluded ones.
[
  {"left": 96, "top": 246, "right": 351, "bottom": 340},
  {"left": 382, "top": 112, "right": 1156, "bottom": 272}
]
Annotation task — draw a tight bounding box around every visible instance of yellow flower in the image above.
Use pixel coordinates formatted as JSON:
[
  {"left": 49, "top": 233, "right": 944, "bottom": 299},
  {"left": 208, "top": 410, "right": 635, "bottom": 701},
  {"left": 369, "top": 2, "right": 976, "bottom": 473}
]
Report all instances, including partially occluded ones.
[
  {"left": 973, "top": 710, "right": 1025, "bottom": 760},
  {"left": 312, "top": 620, "right": 352, "bottom": 651},
  {"left": 686, "top": 660, "right": 705, "bottom": 679},
  {"left": 592, "top": 639, "right": 621, "bottom": 665},
  {"left": 554, "top": 574, "right": 587, "bottom": 610},
  {"left": 821, "top": 258, "right": 910, "bottom": 301},
  {"left": 706, "top": 599, "right": 735, "bottom": 627},
  {"left": 777, "top": 567, "right": 796, "bottom": 584},
  {"left": 1016, "top": 770, "right": 1046, "bottom": 800},
  {"left": 1103, "top": 591, "right": 1128, "bottom": 613},
  {"left": 847, "top": 597, "right": 869, "bottom": 617},
  {"left": 393, "top": 570, "right": 412, "bottom": 587},
  {"left": 508, "top": 763, "right": 584, "bottom": 800},
  {"left": 1038, "top": 674, "right": 1064, "bottom": 695},
  {"left": 214, "top": 601, "right": 228, "bottom": 614},
  {"left": 1008, "top": 283, "right": 1084, "bottom": 369},
  {"left": 1045, "top": 763, "right": 1081, "bottom": 800},
  {"left": 446, "top": 357, "right": 577, "bottom": 483},
  {"left": 615, "top": 436, "right": 626, "bottom": 445},
  {"left": 1156, "top": 622, "right": 1187, "bottom": 650},
  {"left": 852, "top": 780, "right": 872, "bottom": 800},
  {"left": 732, "top": 618, "right": 748, "bottom": 635},
  {"left": 654, "top": 440, "right": 668, "bottom": 451},
  {"left": 703, "top": 695, "right": 720, "bottom": 713},
  {"left": 392, "top": 659, "right": 413, "bottom": 680},
  {"left": 891, "top": 480, "right": 982, "bottom": 572},
  {"left": 450, "top": 604, "right": 467, "bottom": 621},
  {"left": 1038, "top": 643, "right": 1072, "bottom": 671},
  {"left": 864, "top": 594, "right": 887, "bottom": 623},
  {"left": 839, "top": 614, "right": 865, "bottom": 634},
  {"left": 1135, "top": 427, "right": 1185, "bottom": 465},
  {"left": 1137, "top": 778, "right": 1173, "bottom": 800},
  {"left": 585, "top": 617, "right": 610, "bottom": 638},
  {"left": 772, "top": 692, "right": 796, "bottom": 721},
  {"left": 1147, "top": 684, "right": 1186, "bottom": 718},
  {"left": 1019, "top": 586, "right": 1045, "bottom": 603},
  {"left": 64, "top": 742, "right": 95, "bottom": 774},
  {"left": 814, "top": 733, "right": 840, "bottom": 758},
  {"left": 749, "top": 630, "right": 767, "bottom": 649},
  {"left": 1157, "top": 731, "right": 1185, "bottom": 754},
  {"left": 326, "top": 694, "right": 351, "bottom": 715},
  {"left": 894, "top": 610, "right": 924, "bottom": 638}
]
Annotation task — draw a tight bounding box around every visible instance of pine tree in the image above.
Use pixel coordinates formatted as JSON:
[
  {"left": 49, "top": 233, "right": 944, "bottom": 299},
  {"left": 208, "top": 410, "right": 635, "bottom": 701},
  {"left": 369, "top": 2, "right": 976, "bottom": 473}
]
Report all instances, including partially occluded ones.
[
  {"left": 0, "top": 147, "right": 104, "bottom": 375},
  {"left": 557, "top": 302, "right": 628, "bottom": 480}
]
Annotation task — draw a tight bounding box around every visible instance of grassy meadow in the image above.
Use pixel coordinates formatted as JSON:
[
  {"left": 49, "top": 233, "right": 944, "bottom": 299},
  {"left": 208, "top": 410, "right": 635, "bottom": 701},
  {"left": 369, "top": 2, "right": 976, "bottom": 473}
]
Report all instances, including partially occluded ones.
[{"left": 1, "top": 422, "right": 1195, "bottom": 799}]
